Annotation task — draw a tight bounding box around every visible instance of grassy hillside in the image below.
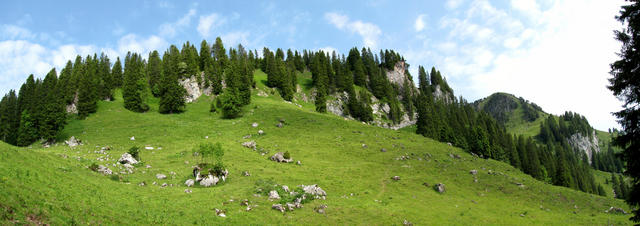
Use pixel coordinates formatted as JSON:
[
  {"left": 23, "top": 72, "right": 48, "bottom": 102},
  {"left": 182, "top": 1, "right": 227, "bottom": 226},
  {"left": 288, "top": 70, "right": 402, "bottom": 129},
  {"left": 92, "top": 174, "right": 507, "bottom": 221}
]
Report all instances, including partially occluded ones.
[{"left": 0, "top": 73, "right": 632, "bottom": 225}]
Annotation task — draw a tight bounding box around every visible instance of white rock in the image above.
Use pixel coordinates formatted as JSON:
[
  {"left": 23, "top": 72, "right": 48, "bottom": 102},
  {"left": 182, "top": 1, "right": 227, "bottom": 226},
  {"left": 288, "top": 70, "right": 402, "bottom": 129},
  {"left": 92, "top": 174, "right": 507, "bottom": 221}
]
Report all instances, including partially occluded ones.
[
  {"left": 118, "top": 153, "right": 138, "bottom": 164},
  {"left": 269, "top": 190, "right": 280, "bottom": 200},
  {"left": 185, "top": 179, "right": 195, "bottom": 187},
  {"left": 156, "top": 174, "right": 167, "bottom": 179},
  {"left": 258, "top": 130, "right": 264, "bottom": 135},
  {"left": 252, "top": 122, "right": 259, "bottom": 128},
  {"left": 145, "top": 146, "right": 154, "bottom": 150},
  {"left": 130, "top": 136, "right": 135, "bottom": 141}
]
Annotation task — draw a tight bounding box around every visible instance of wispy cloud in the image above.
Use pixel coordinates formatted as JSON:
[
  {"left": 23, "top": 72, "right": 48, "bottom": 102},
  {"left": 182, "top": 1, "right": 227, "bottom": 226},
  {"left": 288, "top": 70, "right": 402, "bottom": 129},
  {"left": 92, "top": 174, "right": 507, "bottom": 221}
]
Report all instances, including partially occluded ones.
[
  {"left": 159, "top": 9, "right": 196, "bottom": 38},
  {"left": 414, "top": 14, "right": 427, "bottom": 32},
  {"left": 197, "top": 13, "right": 225, "bottom": 38},
  {"left": 324, "top": 12, "right": 381, "bottom": 49}
]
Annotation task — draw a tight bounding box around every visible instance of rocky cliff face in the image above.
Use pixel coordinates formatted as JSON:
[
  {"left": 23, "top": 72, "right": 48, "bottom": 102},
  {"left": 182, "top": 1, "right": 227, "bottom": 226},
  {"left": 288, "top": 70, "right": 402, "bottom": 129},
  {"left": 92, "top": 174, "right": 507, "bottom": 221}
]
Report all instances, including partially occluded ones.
[
  {"left": 179, "top": 73, "right": 212, "bottom": 103},
  {"left": 567, "top": 131, "right": 600, "bottom": 164},
  {"left": 66, "top": 92, "right": 79, "bottom": 114}
]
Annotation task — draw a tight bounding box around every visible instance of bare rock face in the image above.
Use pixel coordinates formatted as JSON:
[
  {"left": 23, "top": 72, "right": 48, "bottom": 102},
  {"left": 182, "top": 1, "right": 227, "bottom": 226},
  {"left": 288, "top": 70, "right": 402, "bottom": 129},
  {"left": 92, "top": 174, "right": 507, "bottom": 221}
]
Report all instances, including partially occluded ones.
[
  {"left": 66, "top": 92, "right": 79, "bottom": 114},
  {"left": 326, "top": 91, "right": 350, "bottom": 118},
  {"left": 118, "top": 153, "right": 138, "bottom": 165},
  {"left": 179, "top": 73, "right": 212, "bottom": 103},
  {"left": 65, "top": 136, "right": 81, "bottom": 147},
  {"left": 301, "top": 184, "right": 327, "bottom": 199},
  {"left": 200, "top": 175, "right": 219, "bottom": 187},
  {"left": 567, "top": 131, "right": 600, "bottom": 164}
]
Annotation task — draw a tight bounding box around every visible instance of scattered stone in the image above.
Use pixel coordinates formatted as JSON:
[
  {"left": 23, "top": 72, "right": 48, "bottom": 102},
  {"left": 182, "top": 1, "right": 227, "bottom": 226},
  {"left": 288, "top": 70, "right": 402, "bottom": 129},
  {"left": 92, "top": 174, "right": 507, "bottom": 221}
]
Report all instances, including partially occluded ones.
[
  {"left": 470, "top": 170, "right": 478, "bottom": 175},
  {"left": 145, "top": 146, "right": 154, "bottom": 150},
  {"left": 282, "top": 185, "right": 290, "bottom": 193},
  {"left": 138, "top": 182, "right": 145, "bottom": 186},
  {"left": 130, "top": 136, "right": 135, "bottom": 141},
  {"left": 449, "top": 153, "right": 461, "bottom": 159},
  {"left": 184, "top": 189, "right": 192, "bottom": 193},
  {"left": 215, "top": 209, "right": 226, "bottom": 217},
  {"left": 242, "top": 140, "right": 257, "bottom": 149},
  {"left": 302, "top": 184, "right": 327, "bottom": 199},
  {"left": 362, "top": 144, "right": 368, "bottom": 148},
  {"left": 276, "top": 122, "right": 284, "bottom": 128},
  {"left": 269, "top": 190, "right": 281, "bottom": 200},
  {"left": 145, "top": 165, "right": 152, "bottom": 168},
  {"left": 65, "top": 136, "right": 81, "bottom": 147},
  {"left": 242, "top": 171, "right": 250, "bottom": 176},
  {"left": 396, "top": 155, "right": 410, "bottom": 160},
  {"left": 272, "top": 204, "right": 285, "bottom": 213},
  {"left": 185, "top": 179, "right": 195, "bottom": 187},
  {"left": 97, "top": 165, "right": 113, "bottom": 175},
  {"left": 434, "top": 183, "right": 446, "bottom": 193},
  {"left": 270, "top": 152, "right": 293, "bottom": 163},
  {"left": 606, "top": 207, "right": 627, "bottom": 214},
  {"left": 252, "top": 122, "right": 259, "bottom": 128},
  {"left": 156, "top": 174, "right": 167, "bottom": 179},
  {"left": 258, "top": 130, "right": 264, "bottom": 135},
  {"left": 403, "top": 219, "right": 413, "bottom": 226},
  {"left": 447, "top": 142, "right": 452, "bottom": 146},
  {"left": 392, "top": 176, "right": 401, "bottom": 181},
  {"left": 205, "top": 136, "right": 209, "bottom": 139},
  {"left": 118, "top": 153, "right": 138, "bottom": 164},
  {"left": 315, "top": 204, "right": 328, "bottom": 214},
  {"left": 240, "top": 199, "right": 249, "bottom": 206},
  {"left": 152, "top": 181, "right": 157, "bottom": 185},
  {"left": 380, "top": 148, "right": 387, "bottom": 152},
  {"left": 515, "top": 182, "right": 525, "bottom": 188},
  {"left": 200, "top": 175, "right": 219, "bottom": 187},
  {"left": 161, "top": 183, "right": 168, "bottom": 187},
  {"left": 422, "top": 182, "right": 430, "bottom": 187},
  {"left": 520, "top": 213, "right": 525, "bottom": 217},
  {"left": 243, "top": 134, "right": 252, "bottom": 139},
  {"left": 473, "top": 178, "right": 478, "bottom": 183}
]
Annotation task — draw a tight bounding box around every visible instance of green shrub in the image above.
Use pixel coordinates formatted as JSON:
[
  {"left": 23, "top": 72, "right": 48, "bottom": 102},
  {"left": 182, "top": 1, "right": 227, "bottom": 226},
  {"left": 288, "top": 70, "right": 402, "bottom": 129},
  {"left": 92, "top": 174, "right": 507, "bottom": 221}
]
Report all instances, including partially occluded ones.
[
  {"left": 128, "top": 146, "right": 140, "bottom": 161},
  {"left": 89, "top": 163, "right": 99, "bottom": 172},
  {"left": 283, "top": 151, "right": 291, "bottom": 159},
  {"left": 110, "top": 174, "right": 120, "bottom": 181}
]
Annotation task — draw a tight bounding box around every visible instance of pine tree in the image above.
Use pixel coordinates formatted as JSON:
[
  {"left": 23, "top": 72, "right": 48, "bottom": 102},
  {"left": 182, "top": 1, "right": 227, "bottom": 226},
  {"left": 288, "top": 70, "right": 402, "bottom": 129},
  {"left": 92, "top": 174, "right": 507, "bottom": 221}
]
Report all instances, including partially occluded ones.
[
  {"left": 200, "top": 39, "right": 212, "bottom": 75},
  {"left": 77, "top": 56, "right": 97, "bottom": 118},
  {"left": 123, "top": 52, "right": 149, "bottom": 112},
  {"left": 112, "top": 57, "right": 123, "bottom": 88},
  {"left": 158, "top": 63, "right": 186, "bottom": 114},
  {"left": 147, "top": 51, "right": 163, "bottom": 97},
  {"left": 16, "top": 111, "right": 38, "bottom": 146},
  {"left": 39, "top": 69, "right": 66, "bottom": 142},
  {"left": 609, "top": 1, "right": 640, "bottom": 221},
  {"left": 418, "top": 66, "right": 430, "bottom": 93},
  {"left": 57, "top": 61, "right": 74, "bottom": 104}
]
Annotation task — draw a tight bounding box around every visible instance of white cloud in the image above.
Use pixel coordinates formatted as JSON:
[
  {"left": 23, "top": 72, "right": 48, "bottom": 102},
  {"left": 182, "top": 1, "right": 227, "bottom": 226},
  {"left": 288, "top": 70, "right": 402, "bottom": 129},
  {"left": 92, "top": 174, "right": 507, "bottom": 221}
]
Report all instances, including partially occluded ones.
[
  {"left": 1, "top": 24, "right": 35, "bottom": 40},
  {"left": 446, "top": 0, "right": 465, "bottom": 10},
  {"left": 421, "top": 0, "right": 625, "bottom": 130},
  {"left": 221, "top": 31, "right": 251, "bottom": 48},
  {"left": 324, "top": 12, "right": 382, "bottom": 48},
  {"left": 117, "top": 34, "right": 168, "bottom": 57},
  {"left": 197, "top": 13, "right": 225, "bottom": 38},
  {"left": 415, "top": 14, "right": 426, "bottom": 32},
  {"left": 0, "top": 40, "right": 51, "bottom": 95},
  {"left": 159, "top": 9, "right": 196, "bottom": 38},
  {"left": 317, "top": 46, "right": 338, "bottom": 54}
]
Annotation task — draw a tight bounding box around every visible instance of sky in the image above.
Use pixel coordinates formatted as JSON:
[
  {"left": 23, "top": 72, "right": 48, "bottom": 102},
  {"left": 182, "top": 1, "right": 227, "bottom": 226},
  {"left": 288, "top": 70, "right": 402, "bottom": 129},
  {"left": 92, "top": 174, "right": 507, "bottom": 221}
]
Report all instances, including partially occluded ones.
[{"left": 0, "top": 0, "right": 627, "bottom": 130}]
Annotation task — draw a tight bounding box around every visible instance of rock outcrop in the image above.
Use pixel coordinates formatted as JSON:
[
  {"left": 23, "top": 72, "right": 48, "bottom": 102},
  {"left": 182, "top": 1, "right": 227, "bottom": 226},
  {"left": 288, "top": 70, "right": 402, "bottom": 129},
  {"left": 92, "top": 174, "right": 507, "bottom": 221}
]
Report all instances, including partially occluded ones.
[
  {"left": 270, "top": 152, "right": 293, "bottom": 163},
  {"left": 179, "top": 73, "right": 212, "bottom": 103},
  {"left": 118, "top": 153, "right": 138, "bottom": 165},
  {"left": 567, "top": 131, "right": 600, "bottom": 164},
  {"left": 66, "top": 92, "right": 79, "bottom": 114}
]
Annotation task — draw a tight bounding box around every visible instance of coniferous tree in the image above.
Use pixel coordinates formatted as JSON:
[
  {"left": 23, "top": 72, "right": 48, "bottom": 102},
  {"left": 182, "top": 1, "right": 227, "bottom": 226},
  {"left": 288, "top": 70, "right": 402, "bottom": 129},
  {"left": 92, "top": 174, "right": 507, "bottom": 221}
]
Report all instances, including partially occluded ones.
[
  {"left": 0, "top": 90, "right": 19, "bottom": 144},
  {"left": 609, "top": 1, "right": 640, "bottom": 221},
  {"left": 57, "top": 61, "right": 74, "bottom": 104},
  {"left": 112, "top": 57, "right": 123, "bottom": 88},
  {"left": 16, "top": 111, "right": 38, "bottom": 146},
  {"left": 147, "top": 50, "right": 163, "bottom": 97},
  {"left": 39, "top": 69, "right": 65, "bottom": 142},
  {"left": 123, "top": 52, "right": 149, "bottom": 112},
  {"left": 159, "top": 61, "right": 186, "bottom": 114},
  {"left": 77, "top": 56, "right": 98, "bottom": 118}
]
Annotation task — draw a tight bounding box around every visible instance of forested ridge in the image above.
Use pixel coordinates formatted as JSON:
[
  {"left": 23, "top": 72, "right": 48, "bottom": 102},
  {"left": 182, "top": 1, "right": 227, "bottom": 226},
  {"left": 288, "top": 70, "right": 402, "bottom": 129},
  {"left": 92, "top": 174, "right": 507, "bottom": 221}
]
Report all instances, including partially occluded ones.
[{"left": 0, "top": 37, "right": 623, "bottom": 197}]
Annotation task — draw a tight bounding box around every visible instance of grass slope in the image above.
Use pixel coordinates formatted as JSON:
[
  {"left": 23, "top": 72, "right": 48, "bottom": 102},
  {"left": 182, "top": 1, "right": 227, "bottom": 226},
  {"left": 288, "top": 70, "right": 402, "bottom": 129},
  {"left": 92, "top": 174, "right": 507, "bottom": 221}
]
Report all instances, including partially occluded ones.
[{"left": 0, "top": 73, "right": 632, "bottom": 225}]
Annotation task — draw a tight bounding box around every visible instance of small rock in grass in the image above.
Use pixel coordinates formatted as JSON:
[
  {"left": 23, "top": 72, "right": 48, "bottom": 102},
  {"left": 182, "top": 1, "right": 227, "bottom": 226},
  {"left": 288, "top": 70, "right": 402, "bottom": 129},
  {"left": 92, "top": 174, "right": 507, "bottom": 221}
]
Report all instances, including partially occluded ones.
[
  {"left": 185, "top": 179, "right": 195, "bottom": 187},
  {"left": 380, "top": 148, "right": 387, "bottom": 152},
  {"left": 184, "top": 189, "right": 192, "bottom": 193},
  {"left": 156, "top": 174, "right": 167, "bottom": 179},
  {"left": 252, "top": 122, "right": 259, "bottom": 128},
  {"left": 392, "top": 176, "right": 400, "bottom": 181},
  {"left": 272, "top": 204, "right": 285, "bottom": 213}
]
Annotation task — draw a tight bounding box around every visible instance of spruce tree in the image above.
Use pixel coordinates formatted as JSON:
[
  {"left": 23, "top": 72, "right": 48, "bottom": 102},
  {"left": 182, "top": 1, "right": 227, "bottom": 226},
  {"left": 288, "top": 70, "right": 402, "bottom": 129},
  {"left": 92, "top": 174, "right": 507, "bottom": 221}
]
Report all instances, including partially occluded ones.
[
  {"left": 77, "top": 56, "right": 97, "bottom": 118},
  {"left": 609, "top": 1, "right": 640, "bottom": 221},
  {"left": 123, "top": 52, "right": 149, "bottom": 112},
  {"left": 147, "top": 51, "right": 163, "bottom": 97},
  {"left": 40, "top": 69, "right": 66, "bottom": 142},
  {"left": 16, "top": 111, "right": 38, "bottom": 146},
  {"left": 112, "top": 57, "right": 123, "bottom": 88},
  {"left": 159, "top": 62, "right": 186, "bottom": 114},
  {"left": 200, "top": 39, "right": 212, "bottom": 75}
]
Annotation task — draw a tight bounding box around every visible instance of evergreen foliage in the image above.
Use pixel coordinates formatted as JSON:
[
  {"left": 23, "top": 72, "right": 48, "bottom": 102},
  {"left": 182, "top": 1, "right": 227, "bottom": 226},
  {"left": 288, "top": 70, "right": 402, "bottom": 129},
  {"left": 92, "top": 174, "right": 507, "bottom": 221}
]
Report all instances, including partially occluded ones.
[
  {"left": 609, "top": 2, "right": 640, "bottom": 221},
  {"left": 122, "top": 52, "right": 149, "bottom": 113}
]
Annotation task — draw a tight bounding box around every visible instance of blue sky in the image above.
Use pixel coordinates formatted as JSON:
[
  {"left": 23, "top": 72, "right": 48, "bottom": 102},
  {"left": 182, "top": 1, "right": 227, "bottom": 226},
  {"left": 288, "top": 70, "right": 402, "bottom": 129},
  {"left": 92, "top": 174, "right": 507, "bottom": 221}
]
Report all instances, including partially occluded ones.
[{"left": 0, "top": 0, "right": 626, "bottom": 130}]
